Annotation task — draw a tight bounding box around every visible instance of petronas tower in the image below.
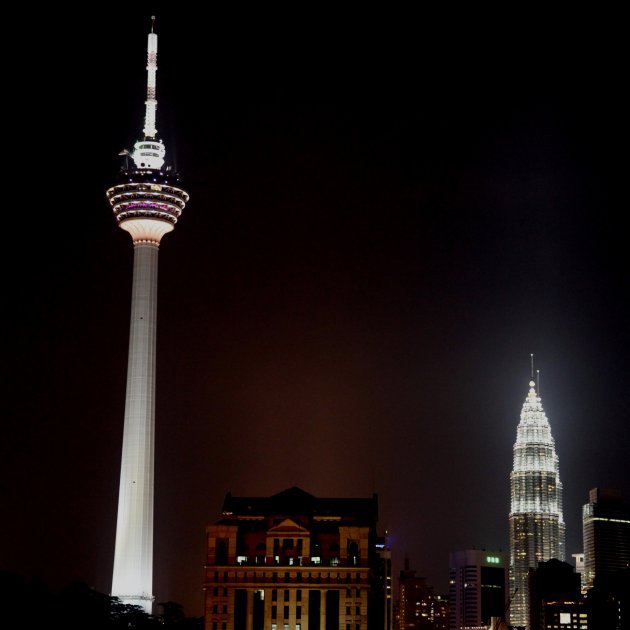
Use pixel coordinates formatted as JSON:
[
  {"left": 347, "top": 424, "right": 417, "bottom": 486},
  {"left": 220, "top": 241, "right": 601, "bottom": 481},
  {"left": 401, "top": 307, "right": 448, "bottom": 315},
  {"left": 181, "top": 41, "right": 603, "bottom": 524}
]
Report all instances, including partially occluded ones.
[{"left": 509, "top": 379, "right": 565, "bottom": 629}]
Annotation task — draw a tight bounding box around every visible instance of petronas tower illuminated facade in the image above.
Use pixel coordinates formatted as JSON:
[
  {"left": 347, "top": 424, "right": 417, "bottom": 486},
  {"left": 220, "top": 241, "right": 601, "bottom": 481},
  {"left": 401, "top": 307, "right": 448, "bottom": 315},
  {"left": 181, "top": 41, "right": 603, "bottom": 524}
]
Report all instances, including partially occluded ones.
[{"left": 509, "top": 379, "right": 565, "bottom": 629}]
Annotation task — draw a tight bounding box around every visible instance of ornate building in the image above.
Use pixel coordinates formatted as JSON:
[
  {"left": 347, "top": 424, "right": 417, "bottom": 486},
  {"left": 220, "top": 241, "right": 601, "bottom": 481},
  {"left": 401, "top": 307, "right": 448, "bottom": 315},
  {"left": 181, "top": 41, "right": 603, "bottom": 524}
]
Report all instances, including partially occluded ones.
[
  {"left": 509, "top": 380, "right": 565, "bottom": 629},
  {"left": 204, "top": 487, "right": 388, "bottom": 630}
]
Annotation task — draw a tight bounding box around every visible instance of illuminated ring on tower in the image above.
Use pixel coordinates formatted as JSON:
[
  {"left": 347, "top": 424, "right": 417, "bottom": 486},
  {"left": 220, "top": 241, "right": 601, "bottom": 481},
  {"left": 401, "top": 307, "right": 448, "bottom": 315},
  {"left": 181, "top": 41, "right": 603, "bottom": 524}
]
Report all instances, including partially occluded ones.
[{"left": 107, "top": 179, "right": 189, "bottom": 225}]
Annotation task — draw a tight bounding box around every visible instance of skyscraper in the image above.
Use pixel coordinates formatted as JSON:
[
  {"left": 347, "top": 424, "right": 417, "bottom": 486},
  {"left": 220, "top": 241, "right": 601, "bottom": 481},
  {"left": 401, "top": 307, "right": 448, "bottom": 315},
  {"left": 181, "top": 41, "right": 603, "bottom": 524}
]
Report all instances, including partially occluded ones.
[
  {"left": 448, "top": 549, "right": 506, "bottom": 630},
  {"left": 106, "top": 18, "right": 189, "bottom": 613},
  {"left": 582, "top": 487, "right": 630, "bottom": 591},
  {"left": 509, "top": 380, "right": 565, "bottom": 629}
]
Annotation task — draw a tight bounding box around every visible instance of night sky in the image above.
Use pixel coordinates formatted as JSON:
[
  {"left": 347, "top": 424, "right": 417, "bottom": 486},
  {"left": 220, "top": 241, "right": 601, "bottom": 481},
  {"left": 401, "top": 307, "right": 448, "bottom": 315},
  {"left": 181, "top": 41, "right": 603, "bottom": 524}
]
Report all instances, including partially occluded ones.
[{"left": 3, "top": 6, "right": 628, "bottom": 619}]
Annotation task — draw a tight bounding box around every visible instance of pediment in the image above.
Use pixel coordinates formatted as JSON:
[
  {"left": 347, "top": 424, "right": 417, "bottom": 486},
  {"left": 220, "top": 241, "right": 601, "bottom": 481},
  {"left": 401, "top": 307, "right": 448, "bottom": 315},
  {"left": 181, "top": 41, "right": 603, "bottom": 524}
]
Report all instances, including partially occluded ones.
[{"left": 268, "top": 518, "right": 309, "bottom": 534}]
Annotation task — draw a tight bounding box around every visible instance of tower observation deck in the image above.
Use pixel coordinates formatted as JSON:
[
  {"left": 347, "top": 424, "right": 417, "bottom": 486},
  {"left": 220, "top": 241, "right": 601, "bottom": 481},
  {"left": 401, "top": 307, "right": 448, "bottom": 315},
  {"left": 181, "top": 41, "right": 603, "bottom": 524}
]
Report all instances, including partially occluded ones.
[{"left": 107, "top": 17, "right": 189, "bottom": 614}]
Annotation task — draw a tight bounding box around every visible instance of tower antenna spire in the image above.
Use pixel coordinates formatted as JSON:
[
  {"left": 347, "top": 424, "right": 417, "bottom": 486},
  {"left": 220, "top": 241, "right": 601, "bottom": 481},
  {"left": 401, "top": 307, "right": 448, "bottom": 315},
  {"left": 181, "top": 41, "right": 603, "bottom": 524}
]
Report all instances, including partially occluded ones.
[
  {"left": 143, "top": 16, "right": 159, "bottom": 140},
  {"left": 530, "top": 353, "right": 534, "bottom": 380},
  {"left": 537, "top": 369, "right": 540, "bottom": 394},
  {"left": 129, "top": 18, "right": 166, "bottom": 170}
]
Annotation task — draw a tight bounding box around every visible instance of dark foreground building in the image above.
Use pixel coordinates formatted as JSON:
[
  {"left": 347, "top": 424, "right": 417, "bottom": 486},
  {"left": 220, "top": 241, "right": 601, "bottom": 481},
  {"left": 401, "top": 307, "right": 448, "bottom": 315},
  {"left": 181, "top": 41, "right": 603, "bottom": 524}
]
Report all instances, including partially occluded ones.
[
  {"left": 582, "top": 488, "right": 630, "bottom": 591},
  {"left": 528, "top": 559, "right": 585, "bottom": 630},
  {"left": 204, "top": 487, "right": 388, "bottom": 630}
]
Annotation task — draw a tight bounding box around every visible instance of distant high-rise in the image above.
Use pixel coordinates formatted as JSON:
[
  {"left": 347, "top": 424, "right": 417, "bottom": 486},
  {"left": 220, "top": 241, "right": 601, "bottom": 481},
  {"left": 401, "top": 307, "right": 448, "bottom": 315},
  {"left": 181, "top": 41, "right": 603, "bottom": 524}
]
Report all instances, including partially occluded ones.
[
  {"left": 582, "top": 487, "right": 630, "bottom": 591},
  {"left": 107, "top": 17, "right": 189, "bottom": 613},
  {"left": 448, "top": 549, "right": 506, "bottom": 630},
  {"left": 509, "top": 380, "right": 565, "bottom": 629},
  {"left": 399, "top": 557, "right": 448, "bottom": 630}
]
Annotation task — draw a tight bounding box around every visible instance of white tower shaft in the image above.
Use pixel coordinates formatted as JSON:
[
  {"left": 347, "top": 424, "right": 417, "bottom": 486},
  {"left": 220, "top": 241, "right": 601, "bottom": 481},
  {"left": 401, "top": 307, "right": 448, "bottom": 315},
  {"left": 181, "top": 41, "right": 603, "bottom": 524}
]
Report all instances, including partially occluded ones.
[{"left": 111, "top": 242, "right": 160, "bottom": 613}]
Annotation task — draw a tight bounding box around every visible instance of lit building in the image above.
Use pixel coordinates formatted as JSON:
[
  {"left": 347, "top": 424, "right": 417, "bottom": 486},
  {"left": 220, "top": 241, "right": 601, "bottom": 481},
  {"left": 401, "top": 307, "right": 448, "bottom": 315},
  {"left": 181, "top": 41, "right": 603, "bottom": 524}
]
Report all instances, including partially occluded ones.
[
  {"left": 107, "top": 17, "right": 189, "bottom": 613},
  {"left": 570, "top": 554, "right": 584, "bottom": 592},
  {"left": 204, "top": 487, "right": 388, "bottom": 630},
  {"left": 508, "top": 379, "right": 565, "bottom": 629},
  {"left": 375, "top": 534, "right": 394, "bottom": 630},
  {"left": 448, "top": 549, "right": 506, "bottom": 630},
  {"left": 398, "top": 557, "right": 448, "bottom": 629},
  {"left": 582, "top": 487, "right": 630, "bottom": 591}
]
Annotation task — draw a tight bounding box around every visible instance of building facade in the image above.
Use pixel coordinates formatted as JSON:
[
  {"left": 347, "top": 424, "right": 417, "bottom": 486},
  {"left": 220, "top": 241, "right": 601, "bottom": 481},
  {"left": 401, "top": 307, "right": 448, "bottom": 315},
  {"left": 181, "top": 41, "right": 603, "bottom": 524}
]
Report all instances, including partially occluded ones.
[
  {"left": 448, "top": 549, "right": 506, "bottom": 630},
  {"left": 204, "top": 487, "right": 387, "bottom": 630},
  {"left": 107, "top": 18, "right": 189, "bottom": 613},
  {"left": 582, "top": 487, "right": 630, "bottom": 591},
  {"left": 508, "top": 380, "right": 565, "bottom": 629}
]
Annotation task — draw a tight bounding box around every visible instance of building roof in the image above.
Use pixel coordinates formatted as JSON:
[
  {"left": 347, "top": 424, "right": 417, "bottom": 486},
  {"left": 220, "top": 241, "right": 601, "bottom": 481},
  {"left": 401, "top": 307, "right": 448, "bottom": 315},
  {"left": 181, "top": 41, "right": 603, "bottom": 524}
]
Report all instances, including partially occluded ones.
[{"left": 220, "top": 486, "right": 378, "bottom": 523}]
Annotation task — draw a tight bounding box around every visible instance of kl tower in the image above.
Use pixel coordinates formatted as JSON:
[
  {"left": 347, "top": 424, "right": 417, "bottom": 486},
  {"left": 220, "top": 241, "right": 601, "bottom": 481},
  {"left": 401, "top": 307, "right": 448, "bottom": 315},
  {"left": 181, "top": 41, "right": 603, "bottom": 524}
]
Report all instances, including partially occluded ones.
[{"left": 106, "top": 16, "right": 189, "bottom": 614}]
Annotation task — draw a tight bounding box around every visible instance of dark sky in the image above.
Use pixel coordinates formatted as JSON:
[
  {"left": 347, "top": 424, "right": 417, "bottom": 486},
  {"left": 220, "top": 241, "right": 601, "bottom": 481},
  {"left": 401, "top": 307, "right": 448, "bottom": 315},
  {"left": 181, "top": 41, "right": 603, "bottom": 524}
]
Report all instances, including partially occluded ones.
[{"left": 2, "top": 5, "right": 628, "bottom": 619}]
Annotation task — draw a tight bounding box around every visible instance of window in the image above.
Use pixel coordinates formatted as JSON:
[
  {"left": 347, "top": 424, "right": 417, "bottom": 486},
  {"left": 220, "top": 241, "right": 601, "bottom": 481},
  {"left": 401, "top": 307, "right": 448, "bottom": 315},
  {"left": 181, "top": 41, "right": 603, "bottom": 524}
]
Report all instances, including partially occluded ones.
[
  {"left": 347, "top": 541, "right": 359, "bottom": 566},
  {"left": 256, "top": 542, "right": 266, "bottom": 564},
  {"left": 284, "top": 606, "right": 289, "bottom": 619},
  {"left": 297, "top": 605, "right": 301, "bottom": 619},
  {"left": 272, "top": 607, "right": 277, "bottom": 620},
  {"left": 296, "top": 590, "right": 302, "bottom": 602},
  {"left": 284, "top": 590, "right": 290, "bottom": 601},
  {"left": 272, "top": 590, "right": 278, "bottom": 601},
  {"left": 216, "top": 539, "right": 228, "bottom": 565}
]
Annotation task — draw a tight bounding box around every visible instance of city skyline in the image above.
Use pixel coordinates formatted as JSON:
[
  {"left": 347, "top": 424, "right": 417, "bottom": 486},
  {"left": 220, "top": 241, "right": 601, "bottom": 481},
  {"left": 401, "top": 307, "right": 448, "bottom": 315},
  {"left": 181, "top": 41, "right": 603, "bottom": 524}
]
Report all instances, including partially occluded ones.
[{"left": 3, "top": 6, "right": 628, "bottom": 619}]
